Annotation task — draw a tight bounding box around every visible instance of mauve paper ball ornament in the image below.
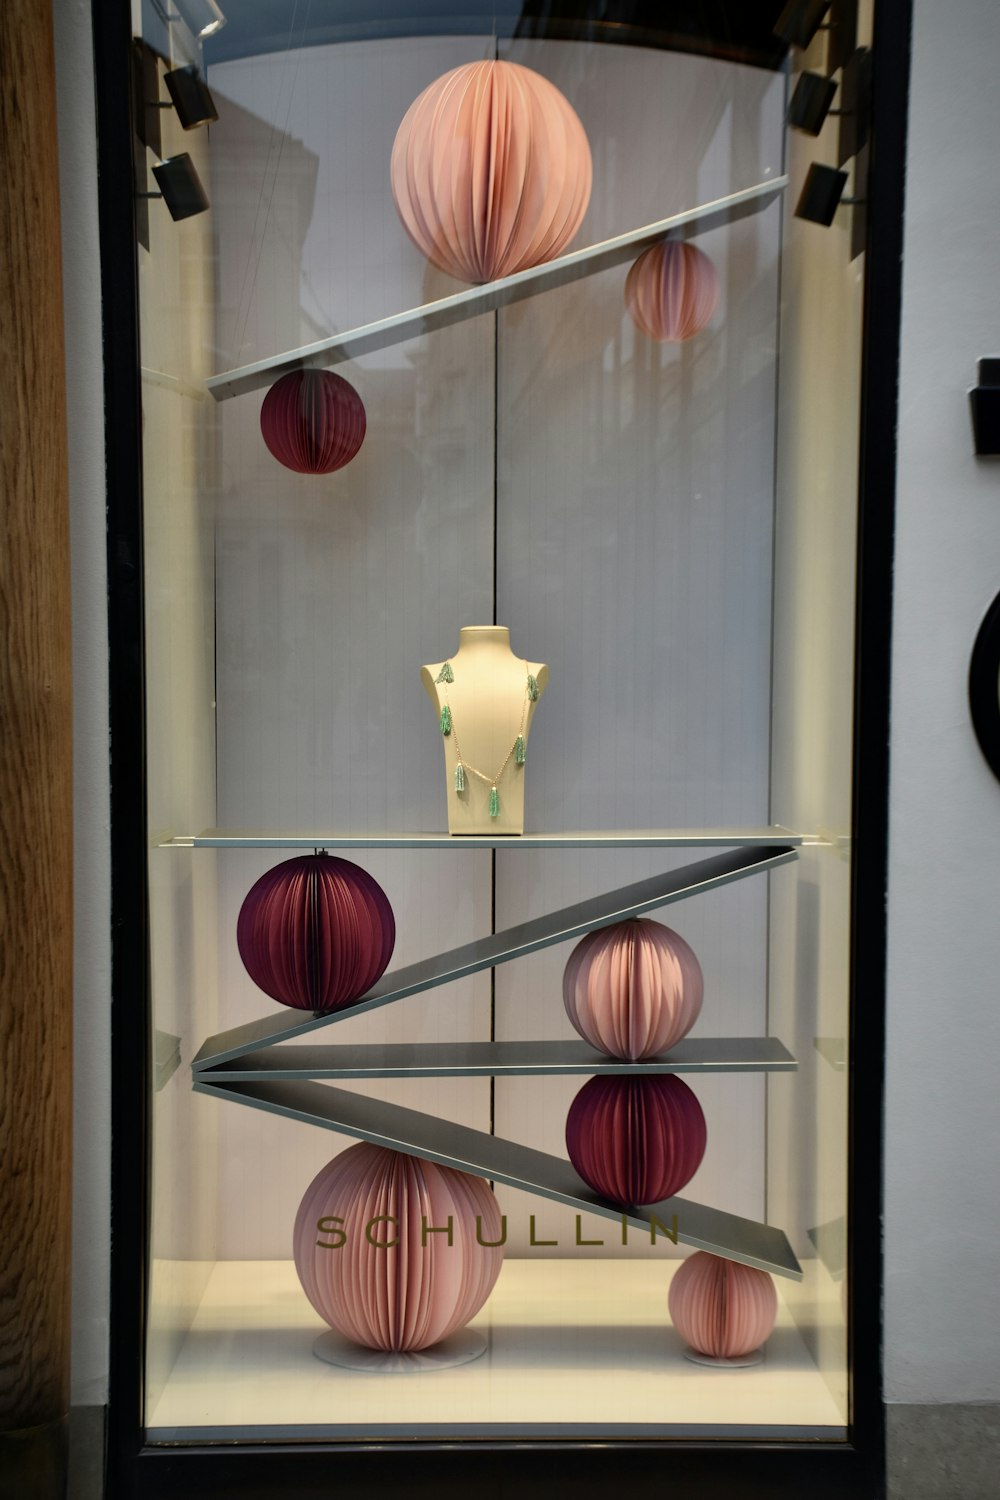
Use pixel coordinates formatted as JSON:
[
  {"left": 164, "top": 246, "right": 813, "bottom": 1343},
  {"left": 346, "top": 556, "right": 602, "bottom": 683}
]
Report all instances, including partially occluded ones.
[
  {"left": 293, "top": 1142, "right": 504, "bottom": 1351},
  {"left": 563, "top": 918, "right": 704, "bottom": 1061},
  {"left": 260, "top": 368, "right": 366, "bottom": 474},
  {"left": 668, "top": 1252, "right": 778, "bottom": 1359},
  {"left": 237, "top": 854, "right": 395, "bottom": 1012},
  {"left": 625, "top": 240, "right": 720, "bottom": 342},
  {"left": 565, "top": 1074, "right": 707, "bottom": 1207},
  {"left": 390, "top": 59, "right": 593, "bottom": 284}
]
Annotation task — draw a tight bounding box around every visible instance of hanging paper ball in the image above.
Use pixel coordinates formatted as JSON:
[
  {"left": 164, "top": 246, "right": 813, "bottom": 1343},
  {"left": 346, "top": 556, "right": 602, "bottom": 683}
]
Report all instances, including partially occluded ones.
[
  {"left": 668, "top": 1252, "right": 778, "bottom": 1359},
  {"left": 293, "top": 1142, "right": 504, "bottom": 1351},
  {"left": 259, "top": 368, "right": 366, "bottom": 474},
  {"left": 565, "top": 1074, "right": 707, "bottom": 1207},
  {"left": 237, "top": 854, "right": 395, "bottom": 1011},
  {"left": 390, "top": 59, "right": 593, "bottom": 284},
  {"left": 563, "top": 918, "right": 704, "bottom": 1061},
  {"left": 625, "top": 240, "right": 720, "bottom": 342}
]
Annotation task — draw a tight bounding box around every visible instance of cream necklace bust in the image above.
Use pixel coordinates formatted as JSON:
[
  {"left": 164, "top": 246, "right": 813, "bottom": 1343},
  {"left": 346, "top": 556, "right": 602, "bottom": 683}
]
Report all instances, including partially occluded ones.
[{"left": 421, "top": 626, "right": 548, "bottom": 835}]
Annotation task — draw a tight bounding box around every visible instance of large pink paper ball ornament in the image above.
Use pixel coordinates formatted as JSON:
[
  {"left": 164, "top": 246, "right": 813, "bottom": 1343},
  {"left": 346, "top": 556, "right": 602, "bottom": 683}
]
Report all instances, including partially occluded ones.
[
  {"left": 668, "top": 1252, "right": 778, "bottom": 1360},
  {"left": 625, "top": 240, "right": 720, "bottom": 342},
  {"left": 390, "top": 59, "right": 592, "bottom": 284},
  {"left": 259, "top": 368, "right": 366, "bottom": 474},
  {"left": 293, "top": 1143, "right": 504, "bottom": 1352},
  {"left": 237, "top": 854, "right": 395, "bottom": 1011},
  {"left": 563, "top": 918, "right": 704, "bottom": 1061},
  {"left": 565, "top": 1074, "right": 707, "bottom": 1207}
]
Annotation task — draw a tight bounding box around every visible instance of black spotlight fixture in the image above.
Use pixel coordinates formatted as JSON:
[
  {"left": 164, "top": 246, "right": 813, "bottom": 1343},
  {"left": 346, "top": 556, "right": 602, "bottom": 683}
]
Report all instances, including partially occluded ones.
[
  {"left": 788, "top": 72, "right": 838, "bottom": 135},
  {"left": 794, "top": 162, "right": 849, "bottom": 226},
  {"left": 150, "top": 154, "right": 210, "bottom": 221},
  {"left": 163, "top": 64, "right": 218, "bottom": 129},
  {"left": 774, "top": 0, "right": 831, "bottom": 49}
]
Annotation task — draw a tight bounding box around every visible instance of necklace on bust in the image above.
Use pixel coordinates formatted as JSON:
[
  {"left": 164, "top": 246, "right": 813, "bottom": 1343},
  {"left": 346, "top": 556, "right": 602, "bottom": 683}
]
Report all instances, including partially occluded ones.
[{"left": 435, "top": 660, "right": 540, "bottom": 818}]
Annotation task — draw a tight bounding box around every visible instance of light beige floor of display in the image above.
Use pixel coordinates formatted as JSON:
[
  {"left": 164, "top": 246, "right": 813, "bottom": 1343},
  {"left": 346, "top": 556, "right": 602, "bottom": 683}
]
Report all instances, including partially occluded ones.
[{"left": 147, "top": 1259, "right": 846, "bottom": 1439}]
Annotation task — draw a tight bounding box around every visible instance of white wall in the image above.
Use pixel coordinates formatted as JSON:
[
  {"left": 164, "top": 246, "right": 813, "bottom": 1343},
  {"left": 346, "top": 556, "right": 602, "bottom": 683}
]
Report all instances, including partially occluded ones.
[{"left": 884, "top": 0, "right": 1000, "bottom": 1404}]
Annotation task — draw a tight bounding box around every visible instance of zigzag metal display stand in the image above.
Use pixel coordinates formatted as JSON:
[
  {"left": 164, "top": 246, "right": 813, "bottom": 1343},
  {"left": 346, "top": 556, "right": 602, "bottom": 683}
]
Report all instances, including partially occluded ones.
[{"left": 193, "top": 844, "right": 804, "bottom": 1280}]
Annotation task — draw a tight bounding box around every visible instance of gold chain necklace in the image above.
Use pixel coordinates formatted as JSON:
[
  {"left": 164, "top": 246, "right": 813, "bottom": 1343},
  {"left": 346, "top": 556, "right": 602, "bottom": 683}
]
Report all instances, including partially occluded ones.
[{"left": 435, "top": 660, "right": 539, "bottom": 818}]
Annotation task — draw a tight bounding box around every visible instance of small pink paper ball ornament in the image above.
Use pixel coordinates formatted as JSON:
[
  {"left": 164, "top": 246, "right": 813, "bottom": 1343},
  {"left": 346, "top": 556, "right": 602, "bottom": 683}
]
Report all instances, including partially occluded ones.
[
  {"left": 260, "top": 368, "right": 366, "bottom": 474},
  {"left": 668, "top": 1252, "right": 778, "bottom": 1359},
  {"left": 565, "top": 1074, "right": 707, "bottom": 1207},
  {"left": 237, "top": 854, "right": 395, "bottom": 1012},
  {"left": 625, "top": 240, "right": 720, "bottom": 342},
  {"left": 293, "top": 1143, "right": 504, "bottom": 1352},
  {"left": 562, "top": 918, "right": 704, "bottom": 1061},
  {"left": 390, "top": 59, "right": 593, "bottom": 284}
]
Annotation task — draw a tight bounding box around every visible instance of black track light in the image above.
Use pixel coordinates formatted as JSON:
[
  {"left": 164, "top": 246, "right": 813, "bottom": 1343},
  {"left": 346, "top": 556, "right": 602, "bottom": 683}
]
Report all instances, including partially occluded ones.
[
  {"left": 149, "top": 154, "right": 210, "bottom": 221},
  {"left": 788, "top": 72, "right": 838, "bottom": 135},
  {"left": 794, "top": 163, "right": 848, "bottom": 226},
  {"left": 163, "top": 65, "right": 218, "bottom": 130},
  {"left": 774, "top": 0, "right": 831, "bottom": 49}
]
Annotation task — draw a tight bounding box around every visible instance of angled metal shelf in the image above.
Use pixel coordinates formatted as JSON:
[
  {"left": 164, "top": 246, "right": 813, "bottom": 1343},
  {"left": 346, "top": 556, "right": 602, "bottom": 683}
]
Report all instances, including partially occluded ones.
[
  {"left": 193, "top": 1075, "right": 802, "bottom": 1280},
  {"left": 205, "top": 177, "right": 787, "bottom": 401},
  {"left": 193, "top": 844, "right": 797, "bottom": 1069},
  {"left": 205, "top": 1036, "right": 797, "bottom": 1080},
  {"left": 162, "top": 825, "right": 805, "bottom": 850}
]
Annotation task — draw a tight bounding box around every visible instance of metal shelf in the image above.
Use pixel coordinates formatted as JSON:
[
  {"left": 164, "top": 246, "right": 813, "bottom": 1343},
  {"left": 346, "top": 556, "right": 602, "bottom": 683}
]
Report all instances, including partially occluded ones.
[
  {"left": 200, "top": 1036, "right": 797, "bottom": 1081},
  {"left": 193, "top": 844, "right": 797, "bottom": 1069},
  {"left": 193, "top": 1075, "right": 802, "bottom": 1280},
  {"left": 205, "top": 178, "right": 786, "bottom": 401},
  {"left": 163, "top": 826, "right": 805, "bottom": 850}
]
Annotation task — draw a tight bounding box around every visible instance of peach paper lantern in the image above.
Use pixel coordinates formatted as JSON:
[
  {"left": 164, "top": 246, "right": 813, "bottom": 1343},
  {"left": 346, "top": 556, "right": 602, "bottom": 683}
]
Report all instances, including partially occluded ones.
[
  {"left": 293, "top": 1143, "right": 504, "bottom": 1352},
  {"left": 668, "top": 1251, "right": 778, "bottom": 1361},
  {"left": 390, "top": 59, "right": 592, "bottom": 284},
  {"left": 563, "top": 918, "right": 704, "bottom": 1061},
  {"left": 625, "top": 240, "right": 720, "bottom": 342}
]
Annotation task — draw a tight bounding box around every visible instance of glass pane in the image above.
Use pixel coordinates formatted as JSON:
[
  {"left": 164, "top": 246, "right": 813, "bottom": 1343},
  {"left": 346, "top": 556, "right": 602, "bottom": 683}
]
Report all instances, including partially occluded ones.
[{"left": 137, "top": 0, "right": 870, "bottom": 1444}]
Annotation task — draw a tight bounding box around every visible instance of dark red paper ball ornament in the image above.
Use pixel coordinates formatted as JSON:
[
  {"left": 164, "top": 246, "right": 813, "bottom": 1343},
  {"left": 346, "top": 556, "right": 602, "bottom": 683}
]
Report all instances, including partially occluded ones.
[
  {"left": 237, "top": 854, "right": 395, "bottom": 1012},
  {"left": 259, "top": 369, "right": 367, "bottom": 475},
  {"left": 565, "top": 1074, "right": 707, "bottom": 1207}
]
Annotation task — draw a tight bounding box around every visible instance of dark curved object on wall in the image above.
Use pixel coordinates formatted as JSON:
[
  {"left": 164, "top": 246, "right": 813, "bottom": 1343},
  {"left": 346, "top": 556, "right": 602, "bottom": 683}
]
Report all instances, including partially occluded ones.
[{"left": 969, "top": 589, "right": 1000, "bottom": 779}]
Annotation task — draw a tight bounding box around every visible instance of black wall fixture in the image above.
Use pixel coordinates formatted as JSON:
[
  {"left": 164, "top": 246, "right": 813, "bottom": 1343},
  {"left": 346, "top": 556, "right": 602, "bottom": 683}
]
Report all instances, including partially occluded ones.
[
  {"left": 795, "top": 161, "right": 849, "bottom": 224},
  {"left": 788, "top": 70, "right": 839, "bottom": 133},
  {"left": 969, "top": 360, "right": 1000, "bottom": 457},
  {"left": 150, "top": 153, "right": 210, "bottom": 220},
  {"left": 163, "top": 64, "right": 218, "bottom": 129},
  {"left": 774, "top": 0, "right": 830, "bottom": 48},
  {"left": 969, "top": 587, "right": 1000, "bottom": 780}
]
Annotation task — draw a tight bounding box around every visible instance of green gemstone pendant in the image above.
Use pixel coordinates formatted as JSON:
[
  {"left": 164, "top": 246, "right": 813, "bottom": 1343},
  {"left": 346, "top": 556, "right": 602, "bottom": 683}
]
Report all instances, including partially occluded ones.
[
  {"left": 439, "top": 704, "right": 452, "bottom": 735},
  {"left": 527, "top": 673, "right": 540, "bottom": 702},
  {"left": 489, "top": 785, "right": 500, "bottom": 818},
  {"left": 515, "top": 734, "right": 525, "bottom": 765},
  {"left": 435, "top": 662, "right": 454, "bottom": 683},
  {"left": 454, "top": 762, "right": 465, "bottom": 793}
]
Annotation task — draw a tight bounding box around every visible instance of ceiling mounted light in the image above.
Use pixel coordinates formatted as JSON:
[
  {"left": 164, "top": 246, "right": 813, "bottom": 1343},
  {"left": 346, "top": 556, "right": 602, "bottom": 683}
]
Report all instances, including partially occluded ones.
[
  {"left": 163, "top": 65, "right": 218, "bottom": 129},
  {"left": 172, "top": 0, "right": 226, "bottom": 38},
  {"left": 788, "top": 72, "right": 838, "bottom": 135},
  {"left": 794, "top": 163, "right": 848, "bottom": 226},
  {"left": 150, "top": 154, "right": 210, "bottom": 221},
  {"left": 774, "top": 0, "right": 831, "bottom": 49}
]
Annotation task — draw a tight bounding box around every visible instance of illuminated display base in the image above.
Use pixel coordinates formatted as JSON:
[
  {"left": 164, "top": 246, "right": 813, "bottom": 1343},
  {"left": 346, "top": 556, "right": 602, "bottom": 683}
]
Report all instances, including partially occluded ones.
[{"left": 146, "top": 1259, "right": 846, "bottom": 1440}]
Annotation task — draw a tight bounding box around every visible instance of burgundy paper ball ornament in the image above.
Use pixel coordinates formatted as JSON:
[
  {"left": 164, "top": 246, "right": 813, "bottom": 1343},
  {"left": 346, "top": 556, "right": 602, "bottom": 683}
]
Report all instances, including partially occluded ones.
[
  {"left": 390, "top": 59, "right": 592, "bottom": 284},
  {"left": 668, "top": 1252, "right": 778, "bottom": 1361},
  {"left": 563, "top": 918, "right": 704, "bottom": 1061},
  {"left": 260, "top": 368, "right": 366, "bottom": 474},
  {"left": 237, "top": 854, "right": 394, "bottom": 1012},
  {"left": 293, "top": 1142, "right": 504, "bottom": 1352},
  {"left": 565, "top": 1074, "right": 707, "bottom": 1207},
  {"left": 625, "top": 240, "right": 720, "bottom": 342}
]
